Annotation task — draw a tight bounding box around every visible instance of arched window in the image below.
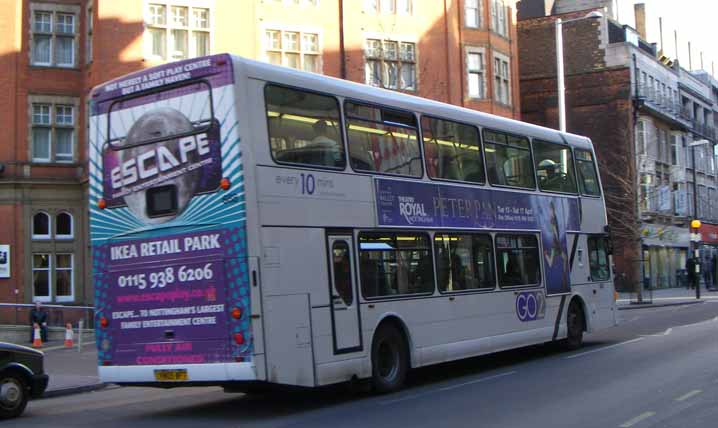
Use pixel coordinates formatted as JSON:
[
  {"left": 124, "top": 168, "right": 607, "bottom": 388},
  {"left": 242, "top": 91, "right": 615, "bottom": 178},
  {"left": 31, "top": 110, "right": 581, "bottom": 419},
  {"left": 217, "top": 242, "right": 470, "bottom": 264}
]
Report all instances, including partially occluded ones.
[
  {"left": 56, "top": 212, "right": 73, "bottom": 239},
  {"left": 32, "top": 212, "right": 50, "bottom": 239}
]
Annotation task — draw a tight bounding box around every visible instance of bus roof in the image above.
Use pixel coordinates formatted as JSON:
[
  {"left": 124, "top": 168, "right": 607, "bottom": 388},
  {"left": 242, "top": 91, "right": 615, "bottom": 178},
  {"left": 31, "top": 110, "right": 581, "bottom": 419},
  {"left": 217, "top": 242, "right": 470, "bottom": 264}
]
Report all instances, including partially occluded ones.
[{"left": 233, "top": 55, "right": 594, "bottom": 151}]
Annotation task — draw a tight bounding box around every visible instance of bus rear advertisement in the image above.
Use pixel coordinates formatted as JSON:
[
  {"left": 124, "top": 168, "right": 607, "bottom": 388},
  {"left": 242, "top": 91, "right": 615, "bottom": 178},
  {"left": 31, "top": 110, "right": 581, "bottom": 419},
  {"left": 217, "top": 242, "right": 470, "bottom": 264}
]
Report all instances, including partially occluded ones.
[{"left": 91, "top": 55, "right": 252, "bottom": 378}]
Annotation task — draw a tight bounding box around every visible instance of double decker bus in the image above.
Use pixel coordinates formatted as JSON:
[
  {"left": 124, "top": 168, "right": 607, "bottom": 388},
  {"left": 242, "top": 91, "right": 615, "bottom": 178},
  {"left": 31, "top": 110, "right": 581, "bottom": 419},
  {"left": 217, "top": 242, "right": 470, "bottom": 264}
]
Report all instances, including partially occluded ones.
[{"left": 90, "top": 54, "right": 616, "bottom": 392}]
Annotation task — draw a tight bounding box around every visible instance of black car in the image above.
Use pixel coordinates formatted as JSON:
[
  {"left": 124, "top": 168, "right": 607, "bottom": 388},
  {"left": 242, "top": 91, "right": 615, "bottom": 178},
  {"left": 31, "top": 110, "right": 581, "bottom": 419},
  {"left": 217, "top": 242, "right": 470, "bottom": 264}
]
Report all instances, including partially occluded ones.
[{"left": 0, "top": 342, "right": 48, "bottom": 418}]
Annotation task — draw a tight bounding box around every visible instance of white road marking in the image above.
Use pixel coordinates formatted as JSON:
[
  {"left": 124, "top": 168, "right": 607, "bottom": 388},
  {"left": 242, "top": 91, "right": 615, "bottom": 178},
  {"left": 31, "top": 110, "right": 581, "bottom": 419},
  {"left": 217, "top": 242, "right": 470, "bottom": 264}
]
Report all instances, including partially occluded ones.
[
  {"left": 619, "top": 411, "right": 655, "bottom": 428},
  {"left": 640, "top": 328, "right": 672, "bottom": 337},
  {"left": 380, "top": 392, "right": 432, "bottom": 405},
  {"left": 380, "top": 371, "right": 518, "bottom": 405},
  {"left": 564, "top": 338, "right": 644, "bottom": 360},
  {"left": 675, "top": 389, "right": 702, "bottom": 402},
  {"left": 438, "top": 371, "right": 518, "bottom": 392}
]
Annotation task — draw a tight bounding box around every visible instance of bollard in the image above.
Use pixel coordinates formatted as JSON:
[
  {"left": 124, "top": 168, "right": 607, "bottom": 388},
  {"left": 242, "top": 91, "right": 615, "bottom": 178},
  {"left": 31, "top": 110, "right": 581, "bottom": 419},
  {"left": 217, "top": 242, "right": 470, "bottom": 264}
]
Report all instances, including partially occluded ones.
[{"left": 64, "top": 323, "right": 74, "bottom": 348}]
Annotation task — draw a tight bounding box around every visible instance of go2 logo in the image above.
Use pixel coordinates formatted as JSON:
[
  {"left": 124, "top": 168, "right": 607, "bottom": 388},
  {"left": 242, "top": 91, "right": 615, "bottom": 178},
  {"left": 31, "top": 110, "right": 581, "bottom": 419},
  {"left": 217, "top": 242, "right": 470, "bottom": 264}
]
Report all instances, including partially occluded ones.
[{"left": 515, "top": 290, "right": 546, "bottom": 322}]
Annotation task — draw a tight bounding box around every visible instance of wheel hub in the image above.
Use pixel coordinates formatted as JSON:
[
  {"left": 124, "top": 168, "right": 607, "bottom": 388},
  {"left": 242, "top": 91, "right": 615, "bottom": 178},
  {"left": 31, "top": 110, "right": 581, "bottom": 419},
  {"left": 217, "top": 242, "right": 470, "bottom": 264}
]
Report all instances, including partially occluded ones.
[
  {"left": 0, "top": 381, "right": 21, "bottom": 408},
  {"left": 378, "top": 341, "right": 399, "bottom": 380}
]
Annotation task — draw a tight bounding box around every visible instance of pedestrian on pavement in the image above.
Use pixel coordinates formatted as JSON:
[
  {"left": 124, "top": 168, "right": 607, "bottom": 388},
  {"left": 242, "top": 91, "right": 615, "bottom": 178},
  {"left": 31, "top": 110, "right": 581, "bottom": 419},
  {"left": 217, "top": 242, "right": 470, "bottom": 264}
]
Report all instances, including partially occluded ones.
[
  {"left": 705, "top": 256, "right": 714, "bottom": 290},
  {"left": 29, "top": 301, "right": 48, "bottom": 343},
  {"left": 686, "top": 258, "right": 696, "bottom": 290}
]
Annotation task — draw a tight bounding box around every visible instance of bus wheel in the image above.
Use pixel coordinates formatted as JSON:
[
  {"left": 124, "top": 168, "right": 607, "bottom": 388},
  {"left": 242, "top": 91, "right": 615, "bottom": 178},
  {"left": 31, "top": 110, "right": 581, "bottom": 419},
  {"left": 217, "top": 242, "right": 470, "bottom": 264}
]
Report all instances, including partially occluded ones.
[
  {"left": 563, "top": 301, "right": 585, "bottom": 351},
  {"left": 371, "top": 324, "right": 408, "bottom": 393}
]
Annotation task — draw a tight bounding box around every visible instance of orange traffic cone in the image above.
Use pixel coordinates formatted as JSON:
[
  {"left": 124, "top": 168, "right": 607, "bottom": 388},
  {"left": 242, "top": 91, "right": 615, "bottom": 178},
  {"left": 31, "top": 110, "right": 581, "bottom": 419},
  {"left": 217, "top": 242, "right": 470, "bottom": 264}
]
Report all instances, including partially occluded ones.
[
  {"left": 32, "top": 323, "right": 42, "bottom": 348},
  {"left": 64, "top": 323, "right": 74, "bottom": 348}
]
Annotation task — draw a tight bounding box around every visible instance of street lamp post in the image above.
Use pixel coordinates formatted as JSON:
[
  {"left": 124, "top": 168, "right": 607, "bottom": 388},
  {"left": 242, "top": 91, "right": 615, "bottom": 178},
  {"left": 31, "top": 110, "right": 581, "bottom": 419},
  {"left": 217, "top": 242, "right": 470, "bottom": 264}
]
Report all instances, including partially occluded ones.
[
  {"left": 555, "top": 11, "right": 603, "bottom": 132},
  {"left": 689, "top": 139, "right": 711, "bottom": 299}
]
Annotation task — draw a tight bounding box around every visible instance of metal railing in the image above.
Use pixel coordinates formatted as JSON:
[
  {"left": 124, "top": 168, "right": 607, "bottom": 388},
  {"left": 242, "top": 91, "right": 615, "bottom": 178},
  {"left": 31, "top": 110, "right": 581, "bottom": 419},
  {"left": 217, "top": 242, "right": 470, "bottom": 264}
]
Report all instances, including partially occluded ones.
[{"left": 0, "top": 303, "right": 95, "bottom": 329}]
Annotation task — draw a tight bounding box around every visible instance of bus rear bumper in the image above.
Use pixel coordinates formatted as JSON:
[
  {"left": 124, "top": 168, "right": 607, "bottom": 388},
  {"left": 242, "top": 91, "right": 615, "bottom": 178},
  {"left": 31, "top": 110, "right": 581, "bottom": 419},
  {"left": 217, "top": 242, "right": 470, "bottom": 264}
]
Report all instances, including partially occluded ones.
[{"left": 99, "top": 362, "right": 257, "bottom": 384}]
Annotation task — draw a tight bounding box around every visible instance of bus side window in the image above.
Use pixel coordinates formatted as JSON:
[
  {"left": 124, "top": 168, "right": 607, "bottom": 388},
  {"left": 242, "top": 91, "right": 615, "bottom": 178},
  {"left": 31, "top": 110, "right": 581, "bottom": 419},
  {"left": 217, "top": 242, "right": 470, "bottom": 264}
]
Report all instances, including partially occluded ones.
[
  {"left": 587, "top": 236, "right": 610, "bottom": 281},
  {"left": 575, "top": 149, "right": 602, "bottom": 196},
  {"left": 533, "top": 140, "right": 578, "bottom": 194},
  {"left": 421, "top": 116, "right": 484, "bottom": 184},
  {"left": 434, "top": 233, "right": 495, "bottom": 292},
  {"left": 344, "top": 102, "right": 422, "bottom": 177},
  {"left": 483, "top": 130, "right": 535, "bottom": 189},
  {"left": 265, "top": 84, "right": 346, "bottom": 169},
  {"left": 358, "top": 232, "right": 434, "bottom": 298},
  {"left": 495, "top": 234, "right": 540, "bottom": 287}
]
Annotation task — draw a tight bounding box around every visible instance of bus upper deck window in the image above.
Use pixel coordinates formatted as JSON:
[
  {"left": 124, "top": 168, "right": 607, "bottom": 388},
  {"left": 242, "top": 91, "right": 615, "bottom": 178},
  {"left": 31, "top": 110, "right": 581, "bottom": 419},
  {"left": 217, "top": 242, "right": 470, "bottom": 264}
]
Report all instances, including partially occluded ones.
[
  {"left": 345, "top": 102, "right": 422, "bottom": 177},
  {"left": 265, "top": 85, "right": 346, "bottom": 170},
  {"left": 575, "top": 149, "right": 601, "bottom": 196},
  {"left": 533, "top": 140, "right": 578, "bottom": 194},
  {"left": 422, "top": 116, "right": 484, "bottom": 184},
  {"left": 483, "top": 130, "right": 535, "bottom": 189}
]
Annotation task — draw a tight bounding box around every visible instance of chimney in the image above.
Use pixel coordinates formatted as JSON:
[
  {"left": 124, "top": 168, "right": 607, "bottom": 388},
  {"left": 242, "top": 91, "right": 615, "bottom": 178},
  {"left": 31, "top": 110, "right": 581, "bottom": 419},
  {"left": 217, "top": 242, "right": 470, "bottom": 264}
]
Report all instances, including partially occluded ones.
[{"left": 634, "top": 3, "right": 647, "bottom": 40}]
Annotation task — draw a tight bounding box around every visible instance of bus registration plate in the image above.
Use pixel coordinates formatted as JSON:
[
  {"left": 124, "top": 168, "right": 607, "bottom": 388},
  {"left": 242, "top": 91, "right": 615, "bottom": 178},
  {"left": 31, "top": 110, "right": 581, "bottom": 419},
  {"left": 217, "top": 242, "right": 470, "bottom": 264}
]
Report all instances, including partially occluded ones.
[{"left": 154, "top": 369, "right": 188, "bottom": 381}]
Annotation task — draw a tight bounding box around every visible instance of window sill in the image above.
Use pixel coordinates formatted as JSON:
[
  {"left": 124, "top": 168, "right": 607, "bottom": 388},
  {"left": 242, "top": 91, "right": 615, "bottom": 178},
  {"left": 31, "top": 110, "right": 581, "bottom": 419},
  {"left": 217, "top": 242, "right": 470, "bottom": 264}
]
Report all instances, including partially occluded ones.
[
  {"left": 489, "top": 30, "right": 511, "bottom": 41},
  {"left": 29, "top": 64, "right": 80, "bottom": 71},
  {"left": 30, "top": 161, "right": 79, "bottom": 167}
]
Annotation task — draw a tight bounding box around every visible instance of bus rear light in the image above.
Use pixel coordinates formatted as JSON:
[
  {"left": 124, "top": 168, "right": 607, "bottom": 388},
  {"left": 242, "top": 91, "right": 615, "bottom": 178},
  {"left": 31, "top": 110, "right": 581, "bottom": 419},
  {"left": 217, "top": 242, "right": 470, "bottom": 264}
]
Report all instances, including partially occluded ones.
[
  {"left": 98, "top": 199, "right": 107, "bottom": 209},
  {"left": 231, "top": 307, "right": 242, "bottom": 319},
  {"left": 100, "top": 316, "right": 109, "bottom": 328},
  {"left": 233, "top": 333, "right": 244, "bottom": 345},
  {"left": 101, "top": 360, "right": 112, "bottom": 366},
  {"left": 217, "top": 59, "right": 227, "bottom": 66},
  {"left": 220, "top": 178, "right": 231, "bottom": 190},
  {"left": 235, "top": 356, "right": 244, "bottom": 362}
]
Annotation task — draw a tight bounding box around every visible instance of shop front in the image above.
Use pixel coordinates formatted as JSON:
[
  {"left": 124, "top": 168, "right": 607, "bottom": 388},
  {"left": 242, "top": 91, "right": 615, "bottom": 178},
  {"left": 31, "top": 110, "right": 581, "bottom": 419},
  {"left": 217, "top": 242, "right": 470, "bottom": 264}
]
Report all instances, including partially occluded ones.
[{"left": 641, "top": 224, "right": 689, "bottom": 289}]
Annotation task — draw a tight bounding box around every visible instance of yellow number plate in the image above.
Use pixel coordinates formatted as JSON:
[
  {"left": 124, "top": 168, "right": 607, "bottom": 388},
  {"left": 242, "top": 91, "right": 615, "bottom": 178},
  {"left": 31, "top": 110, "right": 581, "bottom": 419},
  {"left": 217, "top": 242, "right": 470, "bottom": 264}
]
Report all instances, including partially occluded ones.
[{"left": 154, "top": 369, "right": 188, "bottom": 381}]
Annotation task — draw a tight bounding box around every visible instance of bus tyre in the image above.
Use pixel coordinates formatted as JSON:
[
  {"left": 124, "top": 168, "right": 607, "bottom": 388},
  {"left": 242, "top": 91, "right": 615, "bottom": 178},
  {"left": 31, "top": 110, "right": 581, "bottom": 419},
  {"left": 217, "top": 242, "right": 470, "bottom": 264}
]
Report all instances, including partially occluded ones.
[
  {"left": 563, "top": 301, "right": 585, "bottom": 351},
  {"left": 371, "top": 324, "right": 408, "bottom": 393},
  {"left": 0, "top": 373, "right": 28, "bottom": 419}
]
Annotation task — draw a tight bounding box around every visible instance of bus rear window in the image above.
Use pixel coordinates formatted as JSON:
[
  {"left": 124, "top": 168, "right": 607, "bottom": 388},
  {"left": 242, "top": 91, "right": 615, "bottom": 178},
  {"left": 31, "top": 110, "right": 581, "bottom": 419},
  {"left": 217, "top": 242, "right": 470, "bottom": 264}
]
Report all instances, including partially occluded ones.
[{"left": 265, "top": 85, "right": 346, "bottom": 169}]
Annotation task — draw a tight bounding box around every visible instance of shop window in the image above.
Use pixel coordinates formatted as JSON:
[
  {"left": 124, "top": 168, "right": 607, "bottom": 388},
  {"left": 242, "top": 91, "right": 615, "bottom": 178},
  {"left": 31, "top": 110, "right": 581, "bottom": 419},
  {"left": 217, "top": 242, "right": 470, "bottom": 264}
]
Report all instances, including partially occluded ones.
[
  {"left": 32, "top": 212, "right": 50, "bottom": 239},
  {"left": 56, "top": 212, "right": 73, "bottom": 239}
]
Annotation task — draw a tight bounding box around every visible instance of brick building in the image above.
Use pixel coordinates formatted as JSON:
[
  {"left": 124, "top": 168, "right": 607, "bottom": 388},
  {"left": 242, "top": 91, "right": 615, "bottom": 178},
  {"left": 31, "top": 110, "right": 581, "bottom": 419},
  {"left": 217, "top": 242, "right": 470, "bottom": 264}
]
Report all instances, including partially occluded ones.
[
  {"left": 517, "top": 0, "right": 718, "bottom": 292},
  {"left": 0, "top": 0, "right": 521, "bottom": 314}
]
